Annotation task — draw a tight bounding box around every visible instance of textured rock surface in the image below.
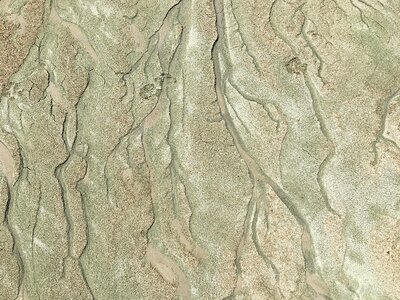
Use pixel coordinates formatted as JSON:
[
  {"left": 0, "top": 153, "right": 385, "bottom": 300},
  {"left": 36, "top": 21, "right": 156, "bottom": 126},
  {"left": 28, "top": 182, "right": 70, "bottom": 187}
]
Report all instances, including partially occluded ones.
[{"left": 0, "top": 0, "right": 400, "bottom": 299}]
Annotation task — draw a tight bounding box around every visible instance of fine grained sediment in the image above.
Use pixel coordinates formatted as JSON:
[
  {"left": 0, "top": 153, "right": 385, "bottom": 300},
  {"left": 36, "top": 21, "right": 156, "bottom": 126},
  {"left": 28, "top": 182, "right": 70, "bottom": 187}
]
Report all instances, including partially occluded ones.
[{"left": 0, "top": 0, "right": 400, "bottom": 299}]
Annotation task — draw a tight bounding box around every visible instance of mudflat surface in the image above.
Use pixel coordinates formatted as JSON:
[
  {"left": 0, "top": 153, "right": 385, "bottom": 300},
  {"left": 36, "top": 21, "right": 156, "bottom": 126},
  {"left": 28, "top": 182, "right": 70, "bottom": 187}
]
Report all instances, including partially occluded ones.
[{"left": 0, "top": 0, "right": 400, "bottom": 299}]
